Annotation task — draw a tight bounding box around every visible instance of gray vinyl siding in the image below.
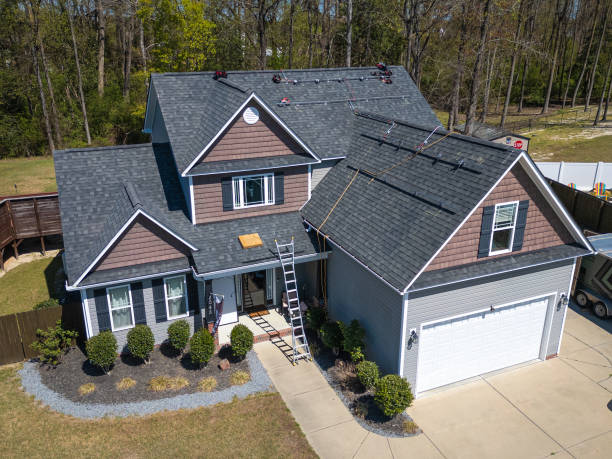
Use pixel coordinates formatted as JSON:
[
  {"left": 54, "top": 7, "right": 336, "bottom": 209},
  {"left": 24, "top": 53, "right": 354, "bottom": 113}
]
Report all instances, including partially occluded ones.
[
  {"left": 85, "top": 277, "right": 204, "bottom": 351},
  {"left": 403, "top": 259, "right": 574, "bottom": 391},
  {"left": 311, "top": 160, "right": 338, "bottom": 190},
  {"left": 327, "top": 249, "right": 403, "bottom": 374}
]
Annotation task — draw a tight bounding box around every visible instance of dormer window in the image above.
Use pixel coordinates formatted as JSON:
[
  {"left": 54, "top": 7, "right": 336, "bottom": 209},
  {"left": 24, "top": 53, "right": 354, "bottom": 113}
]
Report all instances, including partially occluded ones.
[{"left": 232, "top": 173, "right": 274, "bottom": 209}]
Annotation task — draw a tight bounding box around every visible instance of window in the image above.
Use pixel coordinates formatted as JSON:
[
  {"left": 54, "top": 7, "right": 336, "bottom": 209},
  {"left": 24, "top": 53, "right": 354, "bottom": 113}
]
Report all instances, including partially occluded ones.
[
  {"left": 107, "top": 285, "right": 134, "bottom": 331},
  {"left": 232, "top": 174, "right": 274, "bottom": 209},
  {"left": 164, "top": 275, "right": 188, "bottom": 319},
  {"left": 489, "top": 202, "right": 519, "bottom": 255}
]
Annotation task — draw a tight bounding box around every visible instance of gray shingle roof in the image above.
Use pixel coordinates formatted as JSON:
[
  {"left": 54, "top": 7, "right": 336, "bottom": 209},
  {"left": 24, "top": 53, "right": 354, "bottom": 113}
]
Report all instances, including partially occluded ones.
[
  {"left": 80, "top": 258, "right": 191, "bottom": 287},
  {"left": 188, "top": 154, "right": 319, "bottom": 176},
  {"left": 455, "top": 121, "right": 528, "bottom": 141},
  {"left": 301, "top": 112, "right": 522, "bottom": 292},
  {"left": 150, "top": 66, "right": 440, "bottom": 172}
]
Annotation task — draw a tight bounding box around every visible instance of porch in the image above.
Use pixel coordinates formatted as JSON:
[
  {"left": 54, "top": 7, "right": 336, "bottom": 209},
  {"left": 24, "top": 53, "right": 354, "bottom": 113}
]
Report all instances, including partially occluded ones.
[{"left": 217, "top": 307, "right": 292, "bottom": 346}]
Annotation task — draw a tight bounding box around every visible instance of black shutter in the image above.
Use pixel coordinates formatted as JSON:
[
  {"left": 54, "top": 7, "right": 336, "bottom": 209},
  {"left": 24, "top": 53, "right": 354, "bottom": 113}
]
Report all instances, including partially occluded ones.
[
  {"left": 477, "top": 205, "right": 495, "bottom": 258},
  {"left": 512, "top": 200, "right": 530, "bottom": 252},
  {"left": 131, "top": 282, "right": 147, "bottom": 324},
  {"left": 186, "top": 274, "right": 199, "bottom": 314},
  {"left": 152, "top": 279, "right": 167, "bottom": 323},
  {"left": 94, "top": 288, "right": 111, "bottom": 332},
  {"left": 274, "top": 172, "right": 284, "bottom": 205},
  {"left": 221, "top": 177, "right": 233, "bottom": 211}
]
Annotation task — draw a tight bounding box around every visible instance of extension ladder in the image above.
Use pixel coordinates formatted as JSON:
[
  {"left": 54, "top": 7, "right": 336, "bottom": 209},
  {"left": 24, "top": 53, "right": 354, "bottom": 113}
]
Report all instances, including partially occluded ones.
[{"left": 275, "top": 238, "right": 312, "bottom": 365}]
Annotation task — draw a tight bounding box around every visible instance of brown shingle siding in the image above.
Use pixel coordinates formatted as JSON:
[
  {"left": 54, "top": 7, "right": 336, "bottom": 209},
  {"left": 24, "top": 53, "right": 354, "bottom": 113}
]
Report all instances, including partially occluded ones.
[{"left": 425, "top": 164, "right": 573, "bottom": 271}]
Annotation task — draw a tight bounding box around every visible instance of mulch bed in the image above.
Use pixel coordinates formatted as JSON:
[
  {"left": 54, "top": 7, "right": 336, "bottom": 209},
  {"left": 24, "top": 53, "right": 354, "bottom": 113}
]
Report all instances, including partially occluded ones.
[
  {"left": 309, "top": 331, "right": 419, "bottom": 437},
  {"left": 38, "top": 343, "right": 250, "bottom": 404}
]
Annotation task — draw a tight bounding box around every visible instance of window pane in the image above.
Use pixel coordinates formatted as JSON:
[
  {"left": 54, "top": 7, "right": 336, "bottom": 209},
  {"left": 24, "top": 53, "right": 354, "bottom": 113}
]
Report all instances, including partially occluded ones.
[
  {"left": 491, "top": 229, "right": 512, "bottom": 252},
  {"left": 168, "top": 297, "right": 187, "bottom": 317},
  {"left": 109, "top": 287, "right": 130, "bottom": 309},
  {"left": 494, "top": 204, "right": 517, "bottom": 229},
  {"left": 266, "top": 175, "right": 274, "bottom": 203},
  {"left": 166, "top": 277, "right": 184, "bottom": 298},
  {"left": 112, "top": 307, "right": 133, "bottom": 328},
  {"left": 244, "top": 177, "right": 264, "bottom": 205}
]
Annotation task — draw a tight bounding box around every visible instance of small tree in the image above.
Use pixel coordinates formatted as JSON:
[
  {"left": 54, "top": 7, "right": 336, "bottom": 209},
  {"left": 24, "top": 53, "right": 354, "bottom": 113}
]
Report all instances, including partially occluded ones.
[
  {"left": 305, "top": 306, "right": 327, "bottom": 332},
  {"left": 374, "top": 375, "right": 414, "bottom": 417},
  {"left": 320, "top": 321, "right": 343, "bottom": 354},
  {"left": 86, "top": 331, "right": 117, "bottom": 375},
  {"left": 33, "top": 298, "right": 60, "bottom": 310},
  {"left": 190, "top": 328, "right": 214, "bottom": 368},
  {"left": 30, "top": 320, "right": 78, "bottom": 366},
  {"left": 167, "top": 320, "right": 190, "bottom": 355},
  {"left": 356, "top": 360, "right": 379, "bottom": 390},
  {"left": 230, "top": 324, "right": 254, "bottom": 360},
  {"left": 339, "top": 319, "right": 366, "bottom": 358},
  {"left": 127, "top": 324, "right": 154, "bottom": 364}
]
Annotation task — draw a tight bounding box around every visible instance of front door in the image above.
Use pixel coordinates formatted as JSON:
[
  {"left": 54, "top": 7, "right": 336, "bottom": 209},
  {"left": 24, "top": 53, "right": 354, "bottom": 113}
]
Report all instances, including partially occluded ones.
[
  {"left": 242, "top": 270, "right": 267, "bottom": 310},
  {"left": 212, "top": 276, "right": 238, "bottom": 325}
]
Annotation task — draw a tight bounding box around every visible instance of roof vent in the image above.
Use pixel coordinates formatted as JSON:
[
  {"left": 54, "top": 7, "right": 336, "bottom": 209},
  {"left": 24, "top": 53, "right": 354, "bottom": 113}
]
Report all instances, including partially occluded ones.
[{"left": 243, "top": 106, "right": 260, "bottom": 124}]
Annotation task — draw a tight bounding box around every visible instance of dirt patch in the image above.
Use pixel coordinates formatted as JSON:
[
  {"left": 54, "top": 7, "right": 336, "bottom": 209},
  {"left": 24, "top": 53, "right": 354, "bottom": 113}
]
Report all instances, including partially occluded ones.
[{"left": 38, "top": 344, "right": 250, "bottom": 404}]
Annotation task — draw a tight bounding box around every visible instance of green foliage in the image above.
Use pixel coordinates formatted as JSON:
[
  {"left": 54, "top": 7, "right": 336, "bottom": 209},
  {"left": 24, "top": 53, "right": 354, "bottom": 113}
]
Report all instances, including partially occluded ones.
[
  {"left": 30, "top": 320, "right": 78, "bottom": 366},
  {"left": 350, "top": 347, "right": 365, "bottom": 363},
  {"left": 85, "top": 331, "right": 118, "bottom": 374},
  {"left": 126, "top": 325, "right": 155, "bottom": 363},
  {"left": 230, "top": 324, "right": 254, "bottom": 360},
  {"left": 374, "top": 375, "right": 414, "bottom": 417},
  {"left": 305, "top": 307, "right": 327, "bottom": 331},
  {"left": 190, "top": 328, "right": 215, "bottom": 367},
  {"left": 339, "top": 319, "right": 366, "bottom": 356},
  {"left": 167, "top": 320, "right": 190, "bottom": 354},
  {"left": 33, "top": 298, "right": 60, "bottom": 310},
  {"left": 320, "top": 321, "right": 343, "bottom": 350},
  {"left": 356, "top": 360, "right": 379, "bottom": 390}
]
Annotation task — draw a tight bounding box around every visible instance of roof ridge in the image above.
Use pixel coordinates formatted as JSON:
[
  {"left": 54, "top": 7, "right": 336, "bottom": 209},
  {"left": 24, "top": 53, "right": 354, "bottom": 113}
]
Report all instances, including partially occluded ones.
[
  {"left": 53, "top": 143, "right": 153, "bottom": 155},
  {"left": 124, "top": 182, "right": 142, "bottom": 209},
  {"left": 151, "top": 66, "right": 392, "bottom": 77}
]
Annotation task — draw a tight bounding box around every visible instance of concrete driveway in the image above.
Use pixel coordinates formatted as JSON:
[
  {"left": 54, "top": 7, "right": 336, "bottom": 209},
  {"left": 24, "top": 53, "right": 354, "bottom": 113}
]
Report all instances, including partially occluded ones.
[{"left": 408, "top": 305, "right": 612, "bottom": 458}]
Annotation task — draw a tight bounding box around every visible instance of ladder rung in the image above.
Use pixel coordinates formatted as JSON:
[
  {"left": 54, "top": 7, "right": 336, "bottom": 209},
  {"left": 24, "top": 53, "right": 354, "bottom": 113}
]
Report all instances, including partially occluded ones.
[
  {"left": 285, "top": 279, "right": 296, "bottom": 283},
  {"left": 284, "top": 270, "right": 294, "bottom": 275},
  {"left": 287, "top": 288, "right": 297, "bottom": 293},
  {"left": 289, "top": 307, "right": 300, "bottom": 312},
  {"left": 295, "top": 343, "right": 309, "bottom": 348}
]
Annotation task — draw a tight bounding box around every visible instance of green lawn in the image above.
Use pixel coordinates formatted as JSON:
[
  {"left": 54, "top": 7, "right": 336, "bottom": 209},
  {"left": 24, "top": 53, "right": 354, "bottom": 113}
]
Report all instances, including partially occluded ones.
[
  {"left": 0, "top": 365, "right": 315, "bottom": 458},
  {"left": 0, "top": 156, "right": 56, "bottom": 196},
  {"left": 524, "top": 126, "right": 612, "bottom": 162},
  {"left": 0, "top": 256, "right": 63, "bottom": 315}
]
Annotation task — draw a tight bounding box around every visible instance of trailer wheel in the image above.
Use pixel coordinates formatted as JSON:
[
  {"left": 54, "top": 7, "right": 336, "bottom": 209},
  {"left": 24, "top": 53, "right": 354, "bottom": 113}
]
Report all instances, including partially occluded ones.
[
  {"left": 593, "top": 302, "right": 608, "bottom": 319},
  {"left": 575, "top": 290, "right": 590, "bottom": 307}
]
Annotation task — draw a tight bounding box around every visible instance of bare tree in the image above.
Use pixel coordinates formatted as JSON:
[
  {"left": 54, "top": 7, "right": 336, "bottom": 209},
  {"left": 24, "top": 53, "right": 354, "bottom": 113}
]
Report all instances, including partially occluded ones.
[
  {"left": 584, "top": 2, "right": 609, "bottom": 110},
  {"left": 603, "top": 70, "right": 612, "bottom": 120},
  {"left": 448, "top": 1, "right": 467, "bottom": 130},
  {"left": 288, "top": 0, "right": 295, "bottom": 68},
  {"left": 480, "top": 43, "right": 497, "bottom": 123},
  {"left": 562, "top": 7, "right": 581, "bottom": 108},
  {"left": 594, "top": 57, "right": 611, "bottom": 125},
  {"left": 96, "top": 0, "right": 105, "bottom": 96},
  {"left": 122, "top": 4, "right": 135, "bottom": 99},
  {"left": 572, "top": 1, "right": 600, "bottom": 108},
  {"left": 500, "top": 0, "right": 524, "bottom": 127},
  {"left": 542, "top": 0, "right": 570, "bottom": 114},
  {"left": 244, "top": 0, "right": 282, "bottom": 70},
  {"left": 518, "top": 0, "right": 539, "bottom": 113},
  {"left": 346, "top": 0, "right": 352, "bottom": 66},
  {"left": 32, "top": 45, "right": 55, "bottom": 153}
]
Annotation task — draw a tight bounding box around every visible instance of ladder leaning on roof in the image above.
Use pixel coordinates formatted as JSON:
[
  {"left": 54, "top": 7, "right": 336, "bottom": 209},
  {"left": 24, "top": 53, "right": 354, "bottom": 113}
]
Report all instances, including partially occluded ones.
[{"left": 275, "top": 237, "right": 312, "bottom": 365}]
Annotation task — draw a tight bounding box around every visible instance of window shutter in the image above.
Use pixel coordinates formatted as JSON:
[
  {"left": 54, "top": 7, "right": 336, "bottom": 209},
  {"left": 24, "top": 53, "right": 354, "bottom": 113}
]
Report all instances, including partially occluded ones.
[
  {"left": 274, "top": 172, "right": 284, "bottom": 205},
  {"left": 512, "top": 200, "right": 529, "bottom": 252},
  {"left": 131, "top": 282, "right": 147, "bottom": 324},
  {"left": 94, "top": 288, "right": 111, "bottom": 332},
  {"left": 152, "top": 279, "right": 167, "bottom": 323},
  {"left": 477, "top": 205, "right": 495, "bottom": 258},
  {"left": 221, "top": 177, "right": 233, "bottom": 211},
  {"left": 186, "top": 275, "right": 199, "bottom": 314}
]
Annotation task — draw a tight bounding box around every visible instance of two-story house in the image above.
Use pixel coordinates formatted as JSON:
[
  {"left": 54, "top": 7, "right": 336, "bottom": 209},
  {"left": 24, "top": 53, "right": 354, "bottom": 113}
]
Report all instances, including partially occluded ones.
[{"left": 55, "top": 66, "right": 593, "bottom": 397}]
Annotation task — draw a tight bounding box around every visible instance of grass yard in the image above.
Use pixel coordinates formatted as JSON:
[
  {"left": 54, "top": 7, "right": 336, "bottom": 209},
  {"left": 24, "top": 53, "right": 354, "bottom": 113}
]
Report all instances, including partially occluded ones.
[
  {"left": 0, "top": 156, "right": 57, "bottom": 196},
  {"left": 524, "top": 126, "right": 612, "bottom": 162},
  {"left": 0, "top": 255, "right": 63, "bottom": 315},
  {"left": 0, "top": 365, "right": 316, "bottom": 458}
]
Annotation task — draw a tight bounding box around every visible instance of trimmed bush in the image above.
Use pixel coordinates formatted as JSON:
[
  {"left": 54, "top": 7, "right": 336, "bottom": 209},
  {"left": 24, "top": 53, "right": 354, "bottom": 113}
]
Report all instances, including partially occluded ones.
[
  {"left": 167, "top": 320, "right": 190, "bottom": 354},
  {"left": 374, "top": 374, "right": 414, "bottom": 417},
  {"left": 356, "top": 360, "right": 379, "bottom": 390},
  {"left": 86, "top": 331, "right": 117, "bottom": 374},
  {"left": 33, "top": 298, "right": 60, "bottom": 310},
  {"left": 127, "top": 324, "right": 154, "bottom": 363},
  {"left": 320, "top": 321, "right": 343, "bottom": 352},
  {"left": 230, "top": 324, "right": 254, "bottom": 360},
  {"left": 30, "top": 320, "right": 78, "bottom": 366},
  {"left": 190, "top": 328, "right": 215, "bottom": 367},
  {"left": 305, "top": 306, "right": 327, "bottom": 331},
  {"left": 339, "top": 319, "right": 366, "bottom": 357}
]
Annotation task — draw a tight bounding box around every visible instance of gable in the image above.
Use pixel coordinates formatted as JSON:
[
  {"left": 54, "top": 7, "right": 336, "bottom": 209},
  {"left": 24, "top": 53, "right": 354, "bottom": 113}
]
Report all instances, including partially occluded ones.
[
  {"left": 195, "top": 101, "right": 310, "bottom": 165},
  {"left": 93, "top": 215, "right": 190, "bottom": 272},
  {"left": 425, "top": 163, "right": 575, "bottom": 272}
]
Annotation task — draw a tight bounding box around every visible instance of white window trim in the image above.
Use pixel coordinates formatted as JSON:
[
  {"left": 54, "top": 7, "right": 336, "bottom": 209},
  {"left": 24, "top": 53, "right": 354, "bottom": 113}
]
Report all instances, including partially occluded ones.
[
  {"left": 164, "top": 274, "right": 190, "bottom": 320},
  {"left": 232, "top": 173, "right": 275, "bottom": 209},
  {"left": 488, "top": 201, "right": 519, "bottom": 256},
  {"left": 106, "top": 284, "right": 135, "bottom": 332}
]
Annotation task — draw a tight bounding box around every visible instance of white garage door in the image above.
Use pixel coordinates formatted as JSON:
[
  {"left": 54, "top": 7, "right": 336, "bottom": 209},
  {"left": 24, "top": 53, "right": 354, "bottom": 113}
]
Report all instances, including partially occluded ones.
[{"left": 416, "top": 296, "right": 550, "bottom": 393}]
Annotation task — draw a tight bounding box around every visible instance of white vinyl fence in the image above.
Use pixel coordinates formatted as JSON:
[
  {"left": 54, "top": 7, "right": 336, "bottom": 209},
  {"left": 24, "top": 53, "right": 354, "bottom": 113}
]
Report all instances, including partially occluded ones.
[{"left": 536, "top": 162, "right": 612, "bottom": 191}]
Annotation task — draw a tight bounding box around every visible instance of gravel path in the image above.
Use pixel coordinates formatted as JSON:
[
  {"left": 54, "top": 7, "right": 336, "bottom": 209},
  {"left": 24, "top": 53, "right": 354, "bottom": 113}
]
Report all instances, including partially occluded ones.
[{"left": 19, "top": 351, "right": 273, "bottom": 419}]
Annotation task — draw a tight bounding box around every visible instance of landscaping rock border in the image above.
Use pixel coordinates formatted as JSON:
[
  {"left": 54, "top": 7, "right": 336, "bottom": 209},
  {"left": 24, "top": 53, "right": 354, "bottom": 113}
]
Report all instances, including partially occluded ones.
[{"left": 18, "top": 351, "right": 272, "bottom": 419}]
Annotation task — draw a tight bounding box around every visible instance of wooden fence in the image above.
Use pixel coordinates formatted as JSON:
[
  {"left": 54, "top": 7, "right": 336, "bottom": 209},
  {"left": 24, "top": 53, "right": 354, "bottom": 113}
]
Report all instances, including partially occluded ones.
[
  {"left": 0, "top": 192, "right": 61, "bottom": 271},
  {"left": 0, "top": 301, "right": 85, "bottom": 365}
]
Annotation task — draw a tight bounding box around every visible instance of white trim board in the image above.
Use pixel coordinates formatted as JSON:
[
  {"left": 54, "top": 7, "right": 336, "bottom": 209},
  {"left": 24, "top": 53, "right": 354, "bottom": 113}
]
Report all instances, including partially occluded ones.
[
  {"left": 189, "top": 176, "right": 196, "bottom": 224},
  {"left": 181, "top": 92, "right": 321, "bottom": 177},
  {"left": 186, "top": 161, "right": 319, "bottom": 177}
]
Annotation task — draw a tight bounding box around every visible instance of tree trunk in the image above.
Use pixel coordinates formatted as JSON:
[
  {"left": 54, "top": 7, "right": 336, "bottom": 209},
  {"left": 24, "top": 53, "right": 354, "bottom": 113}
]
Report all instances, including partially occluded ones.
[
  {"left": 123, "top": 13, "right": 134, "bottom": 99},
  {"left": 32, "top": 46, "right": 55, "bottom": 153},
  {"left": 594, "top": 57, "right": 612, "bottom": 126},
  {"left": 96, "top": 0, "right": 105, "bottom": 96},
  {"left": 346, "top": 0, "right": 352, "bottom": 67},
  {"left": 562, "top": 16, "right": 580, "bottom": 108},
  {"left": 480, "top": 44, "right": 497, "bottom": 123},
  {"left": 572, "top": 2, "right": 600, "bottom": 108},
  {"left": 542, "top": 0, "right": 569, "bottom": 114},
  {"left": 448, "top": 2, "right": 467, "bottom": 131},
  {"left": 585, "top": 3, "right": 609, "bottom": 111},
  {"left": 500, "top": 0, "right": 524, "bottom": 127},
  {"left": 603, "top": 70, "right": 612, "bottom": 121},
  {"left": 288, "top": 0, "right": 295, "bottom": 68},
  {"left": 465, "top": 0, "right": 492, "bottom": 136},
  {"left": 139, "top": 16, "right": 147, "bottom": 83}
]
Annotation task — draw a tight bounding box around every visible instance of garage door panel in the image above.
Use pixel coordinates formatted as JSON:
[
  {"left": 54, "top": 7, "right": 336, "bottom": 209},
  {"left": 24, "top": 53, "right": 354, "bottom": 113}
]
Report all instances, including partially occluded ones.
[{"left": 417, "top": 297, "right": 549, "bottom": 393}]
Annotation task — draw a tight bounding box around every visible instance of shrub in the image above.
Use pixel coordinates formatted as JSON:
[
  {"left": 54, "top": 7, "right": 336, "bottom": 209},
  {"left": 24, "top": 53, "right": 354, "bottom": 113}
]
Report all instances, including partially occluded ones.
[
  {"left": 374, "top": 375, "right": 414, "bottom": 417},
  {"left": 353, "top": 399, "right": 369, "bottom": 419},
  {"left": 356, "top": 360, "right": 379, "bottom": 390},
  {"left": 127, "top": 325, "right": 154, "bottom": 363},
  {"left": 78, "top": 383, "right": 95, "bottom": 395},
  {"left": 230, "top": 370, "right": 251, "bottom": 386},
  {"left": 167, "top": 320, "right": 190, "bottom": 354},
  {"left": 350, "top": 347, "right": 365, "bottom": 363},
  {"left": 86, "top": 331, "right": 117, "bottom": 374},
  {"left": 116, "top": 377, "right": 137, "bottom": 391},
  {"left": 33, "top": 298, "right": 60, "bottom": 310},
  {"left": 148, "top": 376, "right": 189, "bottom": 391},
  {"left": 230, "top": 324, "right": 254, "bottom": 360},
  {"left": 320, "top": 321, "right": 343, "bottom": 351},
  {"left": 30, "top": 320, "right": 78, "bottom": 366},
  {"left": 403, "top": 420, "right": 419, "bottom": 434},
  {"left": 305, "top": 307, "right": 327, "bottom": 331},
  {"left": 339, "top": 319, "right": 366, "bottom": 356},
  {"left": 198, "top": 376, "right": 218, "bottom": 392},
  {"left": 190, "top": 329, "right": 215, "bottom": 367}
]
